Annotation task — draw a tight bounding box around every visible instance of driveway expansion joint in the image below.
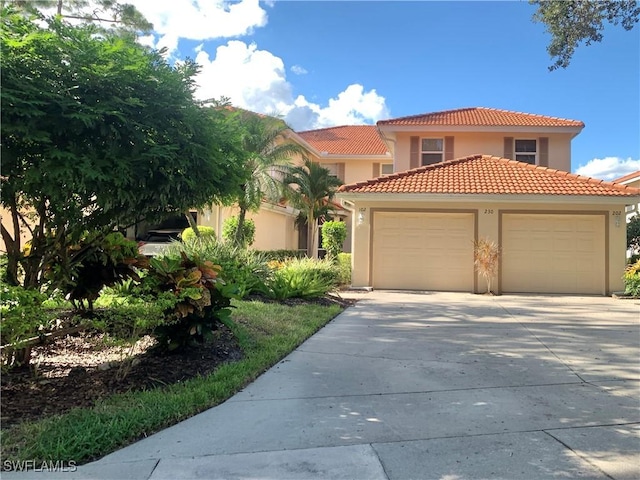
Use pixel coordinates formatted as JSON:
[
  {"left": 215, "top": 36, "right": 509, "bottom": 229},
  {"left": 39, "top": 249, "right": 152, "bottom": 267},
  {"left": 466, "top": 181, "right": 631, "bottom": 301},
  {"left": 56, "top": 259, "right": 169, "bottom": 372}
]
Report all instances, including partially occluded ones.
[
  {"left": 231, "top": 380, "right": 593, "bottom": 403},
  {"left": 494, "top": 301, "right": 590, "bottom": 383},
  {"left": 542, "top": 430, "right": 616, "bottom": 480}
]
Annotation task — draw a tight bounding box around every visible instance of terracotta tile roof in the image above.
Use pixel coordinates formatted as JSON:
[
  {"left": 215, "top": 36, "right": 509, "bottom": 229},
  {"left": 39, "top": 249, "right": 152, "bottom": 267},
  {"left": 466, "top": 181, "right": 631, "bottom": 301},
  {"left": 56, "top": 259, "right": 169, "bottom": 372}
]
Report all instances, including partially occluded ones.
[
  {"left": 613, "top": 170, "right": 640, "bottom": 183},
  {"left": 338, "top": 155, "right": 640, "bottom": 197},
  {"left": 377, "top": 107, "right": 584, "bottom": 128},
  {"left": 297, "top": 125, "right": 389, "bottom": 155}
]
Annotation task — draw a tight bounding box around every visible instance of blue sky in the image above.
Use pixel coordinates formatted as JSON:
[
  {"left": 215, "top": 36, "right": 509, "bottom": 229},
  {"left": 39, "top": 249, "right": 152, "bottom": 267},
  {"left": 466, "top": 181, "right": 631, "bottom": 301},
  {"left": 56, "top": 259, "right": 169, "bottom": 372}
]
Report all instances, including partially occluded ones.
[{"left": 126, "top": 1, "right": 639, "bottom": 179}]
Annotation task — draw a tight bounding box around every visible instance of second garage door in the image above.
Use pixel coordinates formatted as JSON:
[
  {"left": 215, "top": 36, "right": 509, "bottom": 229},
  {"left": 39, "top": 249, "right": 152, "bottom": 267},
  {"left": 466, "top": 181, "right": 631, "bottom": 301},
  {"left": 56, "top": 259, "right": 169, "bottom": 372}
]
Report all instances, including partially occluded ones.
[
  {"left": 372, "top": 211, "right": 475, "bottom": 291},
  {"left": 502, "top": 213, "right": 605, "bottom": 295}
]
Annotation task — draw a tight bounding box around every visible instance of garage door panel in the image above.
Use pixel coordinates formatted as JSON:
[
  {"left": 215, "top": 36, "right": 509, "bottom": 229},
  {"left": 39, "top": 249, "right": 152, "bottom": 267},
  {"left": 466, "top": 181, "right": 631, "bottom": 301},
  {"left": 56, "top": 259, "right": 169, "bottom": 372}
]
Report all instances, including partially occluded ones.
[
  {"left": 502, "top": 214, "right": 604, "bottom": 295},
  {"left": 373, "top": 212, "right": 474, "bottom": 291}
]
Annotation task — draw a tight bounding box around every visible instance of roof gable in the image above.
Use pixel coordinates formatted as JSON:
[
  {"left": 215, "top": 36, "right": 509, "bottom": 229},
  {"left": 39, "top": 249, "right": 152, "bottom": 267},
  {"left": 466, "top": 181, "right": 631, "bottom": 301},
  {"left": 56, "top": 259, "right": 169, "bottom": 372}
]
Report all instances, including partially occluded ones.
[
  {"left": 613, "top": 170, "right": 640, "bottom": 184},
  {"left": 338, "top": 155, "right": 640, "bottom": 197},
  {"left": 297, "top": 125, "right": 388, "bottom": 156},
  {"left": 377, "top": 107, "right": 584, "bottom": 128}
]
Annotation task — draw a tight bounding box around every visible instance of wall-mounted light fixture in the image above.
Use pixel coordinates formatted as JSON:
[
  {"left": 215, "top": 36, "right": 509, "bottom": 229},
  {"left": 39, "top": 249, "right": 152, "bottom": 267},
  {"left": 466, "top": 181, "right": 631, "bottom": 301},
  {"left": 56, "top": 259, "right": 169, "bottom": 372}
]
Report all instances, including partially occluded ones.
[{"left": 357, "top": 208, "right": 366, "bottom": 225}]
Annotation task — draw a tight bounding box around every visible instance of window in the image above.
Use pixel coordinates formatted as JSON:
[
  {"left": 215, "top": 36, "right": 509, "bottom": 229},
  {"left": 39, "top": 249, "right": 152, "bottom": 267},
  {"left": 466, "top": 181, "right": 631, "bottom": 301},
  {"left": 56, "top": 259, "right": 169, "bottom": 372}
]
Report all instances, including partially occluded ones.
[
  {"left": 321, "top": 163, "right": 345, "bottom": 181},
  {"left": 421, "top": 138, "right": 443, "bottom": 165},
  {"left": 381, "top": 164, "right": 393, "bottom": 175},
  {"left": 324, "top": 163, "right": 338, "bottom": 177},
  {"left": 515, "top": 139, "right": 537, "bottom": 164}
]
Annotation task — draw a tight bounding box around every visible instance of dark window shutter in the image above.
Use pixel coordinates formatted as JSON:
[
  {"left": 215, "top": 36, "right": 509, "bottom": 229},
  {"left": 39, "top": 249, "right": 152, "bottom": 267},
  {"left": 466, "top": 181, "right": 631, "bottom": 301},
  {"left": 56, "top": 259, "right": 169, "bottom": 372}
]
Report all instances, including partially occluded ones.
[
  {"left": 504, "top": 137, "right": 514, "bottom": 160},
  {"left": 410, "top": 136, "right": 419, "bottom": 169},
  {"left": 336, "top": 163, "right": 345, "bottom": 182},
  {"left": 372, "top": 162, "right": 380, "bottom": 178},
  {"left": 538, "top": 137, "right": 549, "bottom": 167},
  {"left": 444, "top": 136, "right": 454, "bottom": 161}
]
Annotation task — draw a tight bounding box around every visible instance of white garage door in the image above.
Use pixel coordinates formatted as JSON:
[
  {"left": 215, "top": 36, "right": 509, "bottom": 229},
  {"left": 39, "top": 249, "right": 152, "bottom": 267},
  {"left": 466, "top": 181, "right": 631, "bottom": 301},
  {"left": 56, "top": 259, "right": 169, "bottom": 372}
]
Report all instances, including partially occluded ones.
[
  {"left": 502, "top": 214, "right": 605, "bottom": 294},
  {"left": 372, "top": 212, "right": 475, "bottom": 291}
]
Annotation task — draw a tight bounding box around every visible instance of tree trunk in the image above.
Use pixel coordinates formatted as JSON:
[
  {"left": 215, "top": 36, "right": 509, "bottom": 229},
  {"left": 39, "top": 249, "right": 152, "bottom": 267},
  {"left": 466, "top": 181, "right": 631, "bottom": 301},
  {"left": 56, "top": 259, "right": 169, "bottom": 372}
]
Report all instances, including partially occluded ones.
[
  {"left": 307, "top": 213, "right": 318, "bottom": 259},
  {"left": 235, "top": 206, "right": 247, "bottom": 248},
  {"left": 0, "top": 222, "right": 19, "bottom": 286},
  {"left": 184, "top": 211, "right": 200, "bottom": 237},
  {"left": 1, "top": 195, "right": 22, "bottom": 285}
]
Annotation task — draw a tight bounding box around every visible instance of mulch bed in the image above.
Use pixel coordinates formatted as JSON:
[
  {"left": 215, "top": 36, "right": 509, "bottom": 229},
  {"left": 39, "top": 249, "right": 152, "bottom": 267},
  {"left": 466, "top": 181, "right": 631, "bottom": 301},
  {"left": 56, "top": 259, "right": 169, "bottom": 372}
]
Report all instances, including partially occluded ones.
[
  {"left": 1, "top": 324, "right": 242, "bottom": 429},
  {"left": 1, "top": 294, "right": 356, "bottom": 430}
]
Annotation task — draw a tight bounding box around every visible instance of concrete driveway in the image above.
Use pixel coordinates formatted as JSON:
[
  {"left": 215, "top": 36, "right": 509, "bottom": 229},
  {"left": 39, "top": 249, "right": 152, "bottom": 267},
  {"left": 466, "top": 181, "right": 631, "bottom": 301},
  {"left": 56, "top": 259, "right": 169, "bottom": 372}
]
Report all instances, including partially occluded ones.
[{"left": 8, "top": 292, "right": 640, "bottom": 479}]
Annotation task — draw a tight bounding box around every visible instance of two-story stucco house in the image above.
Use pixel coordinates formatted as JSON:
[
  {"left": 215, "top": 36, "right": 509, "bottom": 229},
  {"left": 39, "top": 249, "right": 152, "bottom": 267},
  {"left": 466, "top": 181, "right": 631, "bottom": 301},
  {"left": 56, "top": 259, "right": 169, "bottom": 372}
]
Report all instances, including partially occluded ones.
[
  {"left": 336, "top": 107, "right": 639, "bottom": 295},
  {"left": 195, "top": 106, "right": 639, "bottom": 295}
]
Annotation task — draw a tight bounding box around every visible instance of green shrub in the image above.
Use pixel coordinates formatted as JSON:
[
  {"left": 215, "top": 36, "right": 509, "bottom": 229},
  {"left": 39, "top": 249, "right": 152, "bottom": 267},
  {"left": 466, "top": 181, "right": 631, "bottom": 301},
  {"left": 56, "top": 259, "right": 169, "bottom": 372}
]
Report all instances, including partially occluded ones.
[
  {"left": 0, "top": 254, "right": 9, "bottom": 284},
  {"left": 0, "top": 286, "right": 57, "bottom": 368},
  {"left": 222, "top": 216, "right": 255, "bottom": 247},
  {"left": 181, "top": 226, "right": 216, "bottom": 243},
  {"left": 141, "top": 253, "right": 235, "bottom": 351},
  {"left": 44, "top": 232, "right": 147, "bottom": 310},
  {"left": 165, "top": 237, "right": 269, "bottom": 299},
  {"left": 628, "top": 253, "right": 640, "bottom": 265},
  {"left": 623, "top": 260, "right": 640, "bottom": 296},
  {"left": 265, "top": 257, "right": 339, "bottom": 300},
  {"left": 337, "top": 253, "right": 351, "bottom": 286},
  {"left": 321, "top": 221, "right": 347, "bottom": 261},
  {"left": 627, "top": 214, "right": 640, "bottom": 251},
  {"left": 259, "top": 249, "right": 307, "bottom": 262}
]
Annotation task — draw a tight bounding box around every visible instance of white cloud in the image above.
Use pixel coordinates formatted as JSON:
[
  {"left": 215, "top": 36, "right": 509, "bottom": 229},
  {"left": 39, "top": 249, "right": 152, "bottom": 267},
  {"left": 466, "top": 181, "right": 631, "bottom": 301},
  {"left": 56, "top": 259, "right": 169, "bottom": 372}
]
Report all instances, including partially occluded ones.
[
  {"left": 130, "top": 0, "right": 268, "bottom": 56},
  {"left": 575, "top": 157, "right": 640, "bottom": 181},
  {"left": 193, "top": 41, "right": 389, "bottom": 130},
  {"left": 194, "top": 41, "right": 293, "bottom": 114},
  {"left": 291, "top": 65, "right": 308, "bottom": 75}
]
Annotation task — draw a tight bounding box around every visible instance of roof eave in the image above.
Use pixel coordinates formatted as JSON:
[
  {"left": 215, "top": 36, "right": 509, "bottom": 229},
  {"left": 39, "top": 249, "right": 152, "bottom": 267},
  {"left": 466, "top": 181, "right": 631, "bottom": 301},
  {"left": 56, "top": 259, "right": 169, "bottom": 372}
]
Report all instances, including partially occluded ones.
[
  {"left": 286, "top": 131, "right": 322, "bottom": 157},
  {"left": 336, "top": 192, "right": 639, "bottom": 205},
  {"left": 318, "top": 153, "right": 391, "bottom": 160},
  {"left": 376, "top": 125, "right": 584, "bottom": 135}
]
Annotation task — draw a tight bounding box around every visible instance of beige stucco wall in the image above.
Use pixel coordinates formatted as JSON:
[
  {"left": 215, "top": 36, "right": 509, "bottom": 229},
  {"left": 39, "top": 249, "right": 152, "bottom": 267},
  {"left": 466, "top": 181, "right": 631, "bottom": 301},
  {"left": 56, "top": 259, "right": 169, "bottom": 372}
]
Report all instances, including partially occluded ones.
[
  {"left": 200, "top": 204, "right": 298, "bottom": 251},
  {"left": 394, "top": 132, "right": 573, "bottom": 172},
  {"left": 345, "top": 198, "right": 628, "bottom": 295},
  {"left": 624, "top": 178, "right": 640, "bottom": 189},
  {"left": 1, "top": 207, "right": 34, "bottom": 253},
  {"left": 622, "top": 177, "right": 640, "bottom": 221},
  {"left": 316, "top": 158, "right": 393, "bottom": 184}
]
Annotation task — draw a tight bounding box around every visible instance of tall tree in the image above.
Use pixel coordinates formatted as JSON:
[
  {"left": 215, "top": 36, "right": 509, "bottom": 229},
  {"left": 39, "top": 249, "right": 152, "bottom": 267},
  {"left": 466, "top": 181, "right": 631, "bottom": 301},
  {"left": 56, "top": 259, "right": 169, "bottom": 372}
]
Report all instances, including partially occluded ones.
[
  {"left": 1, "top": 9, "right": 245, "bottom": 286},
  {"left": 531, "top": 0, "right": 640, "bottom": 70},
  {"left": 231, "top": 111, "right": 305, "bottom": 248},
  {"left": 5, "top": 0, "right": 152, "bottom": 34},
  {"left": 284, "top": 159, "right": 343, "bottom": 259}
]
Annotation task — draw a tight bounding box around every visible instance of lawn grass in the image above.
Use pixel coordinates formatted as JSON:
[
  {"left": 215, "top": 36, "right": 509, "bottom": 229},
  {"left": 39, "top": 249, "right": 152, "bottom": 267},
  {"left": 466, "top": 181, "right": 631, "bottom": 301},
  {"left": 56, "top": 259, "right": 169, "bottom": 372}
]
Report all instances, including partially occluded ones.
[{"left": 1, "top": 300, "right": 343, "bottom": 465}]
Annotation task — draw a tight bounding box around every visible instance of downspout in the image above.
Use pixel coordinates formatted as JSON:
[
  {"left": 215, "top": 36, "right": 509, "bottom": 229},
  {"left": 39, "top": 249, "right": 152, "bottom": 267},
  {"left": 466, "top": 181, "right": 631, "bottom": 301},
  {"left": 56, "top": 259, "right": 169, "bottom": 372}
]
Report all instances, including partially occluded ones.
[{"left": 376, "top": 125, "right": 396, "bottom": 170}]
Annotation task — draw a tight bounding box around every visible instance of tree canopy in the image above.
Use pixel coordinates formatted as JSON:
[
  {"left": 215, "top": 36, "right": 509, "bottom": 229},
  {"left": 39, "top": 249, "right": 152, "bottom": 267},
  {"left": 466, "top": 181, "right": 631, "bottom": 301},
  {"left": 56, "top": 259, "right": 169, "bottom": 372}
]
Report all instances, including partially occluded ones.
[
  {"left": 6, "top": 0, "right": 152, "bottom": 34},
  {"left": 628, "top": 214, "right": 640, "bottom": 252},
  {"left": 285, "top": 159, "right": 342, "bottom": 259},
  {"left": 1, "top": 8, "right": 246, "bottom": 286},
  {"left": 229, "top": 110, "right": 305, "bottom": 247},
  {"left": 531, "top": 0, "right": 640, "bottom": 70}
]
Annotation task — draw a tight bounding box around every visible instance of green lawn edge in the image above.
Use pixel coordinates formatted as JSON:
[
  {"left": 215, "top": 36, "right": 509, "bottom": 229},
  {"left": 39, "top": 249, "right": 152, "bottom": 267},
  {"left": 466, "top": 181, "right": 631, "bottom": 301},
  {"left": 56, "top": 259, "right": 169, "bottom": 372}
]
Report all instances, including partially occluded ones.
[{"left": 1, "top": 300, "right": 343, "bottom": 465}]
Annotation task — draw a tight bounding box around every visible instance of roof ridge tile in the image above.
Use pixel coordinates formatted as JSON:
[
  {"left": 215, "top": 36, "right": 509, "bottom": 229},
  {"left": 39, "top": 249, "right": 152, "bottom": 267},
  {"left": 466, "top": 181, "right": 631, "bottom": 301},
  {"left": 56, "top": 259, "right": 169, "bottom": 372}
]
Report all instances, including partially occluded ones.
[{"left": 338, "top": 154, "right": 640, "bottom": 196}]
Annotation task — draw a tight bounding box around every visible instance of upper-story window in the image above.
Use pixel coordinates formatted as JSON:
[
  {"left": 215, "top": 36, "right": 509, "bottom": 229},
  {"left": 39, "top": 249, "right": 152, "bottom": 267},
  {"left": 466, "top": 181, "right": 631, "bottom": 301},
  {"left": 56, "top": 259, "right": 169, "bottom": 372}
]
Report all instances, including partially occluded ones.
[
  {"left": 515, "top": 139, "right": 537, "bottom": 164},
  {"left": 421, "top": 138, "right": 443, "bottom": 165},
  {"left": 381, "top": 164, "right": 394, "bottom": 175},
  {"left": 322, "top": 163, "right": 345, "bottom": 181}
]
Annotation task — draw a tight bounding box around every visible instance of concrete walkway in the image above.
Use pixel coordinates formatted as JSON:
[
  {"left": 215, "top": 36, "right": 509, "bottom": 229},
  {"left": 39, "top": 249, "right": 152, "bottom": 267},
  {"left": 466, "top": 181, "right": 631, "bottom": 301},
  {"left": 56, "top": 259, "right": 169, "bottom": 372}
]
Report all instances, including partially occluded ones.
[{"left": 6, "top": 292, "right": 640, "bottom": 479}]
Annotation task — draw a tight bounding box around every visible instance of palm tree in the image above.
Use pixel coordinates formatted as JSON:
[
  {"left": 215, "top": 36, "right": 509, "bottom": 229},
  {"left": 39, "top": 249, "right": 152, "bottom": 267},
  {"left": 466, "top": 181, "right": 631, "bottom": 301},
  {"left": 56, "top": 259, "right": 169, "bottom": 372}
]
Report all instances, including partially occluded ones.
[
  {"left": 285, "top": 159, "right": 343, "bottom": 258},
  {"left": 233, "top": 112, "right": 305, "bottom": 247}
]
